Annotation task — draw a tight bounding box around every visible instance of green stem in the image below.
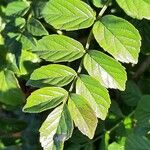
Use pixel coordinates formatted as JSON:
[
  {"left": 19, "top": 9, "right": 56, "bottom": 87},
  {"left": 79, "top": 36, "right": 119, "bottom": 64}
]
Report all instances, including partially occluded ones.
[
  {"left": 68, "top": 0, "right": 111, "bottom": 93},
  {"left": 97, "top": 0, "right": 111, "bottom": 20}
]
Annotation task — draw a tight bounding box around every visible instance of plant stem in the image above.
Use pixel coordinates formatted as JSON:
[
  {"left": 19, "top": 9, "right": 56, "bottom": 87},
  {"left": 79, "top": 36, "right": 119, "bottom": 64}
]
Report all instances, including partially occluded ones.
[
  {"left": 69, "top": 0, "right": 111, "bottom": 93},
  {"left": 97, "top": 0, "right": 111, "bottom": 19},
  {"left": 133, "top": 56, "right": 150, "bottom": 79}
]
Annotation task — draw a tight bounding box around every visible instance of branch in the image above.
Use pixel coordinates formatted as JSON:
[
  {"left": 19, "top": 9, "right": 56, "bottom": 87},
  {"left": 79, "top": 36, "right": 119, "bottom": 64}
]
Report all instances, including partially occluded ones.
[{"left": 133, "top": 56, "right": 150, "bottom": 79}]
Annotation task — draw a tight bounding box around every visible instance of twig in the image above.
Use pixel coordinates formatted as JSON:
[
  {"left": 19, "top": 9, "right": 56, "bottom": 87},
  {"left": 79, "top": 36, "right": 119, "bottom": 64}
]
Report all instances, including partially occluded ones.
[
  {"left": 133, "top": 56, "right": 150, "bottom": 79},
  {"left": 68, "top": 0, "right": 111, "bottom": 93},
  {"left": 97, "top": 0, "right": 111, "bottom": 19}
]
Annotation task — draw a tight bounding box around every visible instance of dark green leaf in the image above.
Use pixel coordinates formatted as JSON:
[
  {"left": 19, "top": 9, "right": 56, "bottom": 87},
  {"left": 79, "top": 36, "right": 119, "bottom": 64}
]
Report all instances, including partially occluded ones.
[
  {"left": 120, "top": 81, "right": 142, "bottom": 106},
  {"left": 27, "top": 17, "right": 48, "bottom": 36},
  {"left": 0, "top": 118, "right": 27, "bottom": 133},
  {"left": 135, "top": 95, "right": 150, "bottom": 128},
  {"left": 125, "top": 133, "right": 150, "bottom": 150}
]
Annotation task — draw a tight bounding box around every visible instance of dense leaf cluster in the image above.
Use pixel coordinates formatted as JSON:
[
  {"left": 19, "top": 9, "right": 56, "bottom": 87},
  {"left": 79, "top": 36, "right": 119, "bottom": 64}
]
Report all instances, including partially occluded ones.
[{"left": 0, "top": 0, "right": 150, "bottom": 150}]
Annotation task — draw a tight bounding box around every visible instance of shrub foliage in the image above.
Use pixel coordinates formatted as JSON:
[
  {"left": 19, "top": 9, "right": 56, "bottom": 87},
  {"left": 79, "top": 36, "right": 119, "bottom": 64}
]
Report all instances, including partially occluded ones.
[{"left": 0, "top": 0, "right": 150, "bottom": 150}]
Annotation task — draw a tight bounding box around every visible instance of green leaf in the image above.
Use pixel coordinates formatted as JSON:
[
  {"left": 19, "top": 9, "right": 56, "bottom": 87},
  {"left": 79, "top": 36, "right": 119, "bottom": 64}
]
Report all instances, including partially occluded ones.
[
  {"left": 110, "top": 100, "right": 124, "bottom": 118},
  {"left": 116, "top": 0, "right": 150, "bottom": 20},
  {"left": 76, "top": 74, "right": 111, "bottom": 120},
  {"left": 32, "top": 0, "right": 48, "bottom": 19},
  {"left": 33, "top": 35, "right": 85, "bottom": 62},
  {"left": 40, "top": 104, "right": 73, "bottom": 150},
  {"left": 6, "top": 1, "right": 30, "bottom": 17},
  {"left": 84, "top": 50, "right": 127, "bottom": 91},
  {"left": 0, "top": 118, "right": 27, "bottom": 134},
  {"left": 27, "top": 17, "right": 48, "bottom": 36},
  {"left": 27, "top": 64, "right": 77, "bottom": 88},
  {"left": 92, "top": 0, "right": 107, "bottom": 8},
  {"left": 20, "top": 32, "right": 37, "bottom": 50},
  {"left": 23, "top": 87, "right": 68, "bottom": 113},
  {"left": 135, "top": 95, "right": 150, "bottom": 128},
  {"left": 15, "top": 17, "right": 26, "bottom": 28},
  {"left": 108, "top": 142, "right": 124, "bottom": 150},
  {"left": 125, "top": 133, "right": 150, "bottom": 150},
  {"left": 42, "top": 0, "right": 96, "bottom": 31},
  {"left": 93, "top": 15, "right": 141, "bottom": 64},
  {"left": 120, "top": 81, "right": 142, "bottom": 106},
  {"left": 68, "top": 94, "right": 98, "bottom": 139},
  {"left": 0, "top": 70, "right": 25, "bottom": 106},
  {"left": 8, "top": 50, "right": 40, "bottom": 76},
  {"left": 131, "top": 20, "right": 150, "bottom": 55}
]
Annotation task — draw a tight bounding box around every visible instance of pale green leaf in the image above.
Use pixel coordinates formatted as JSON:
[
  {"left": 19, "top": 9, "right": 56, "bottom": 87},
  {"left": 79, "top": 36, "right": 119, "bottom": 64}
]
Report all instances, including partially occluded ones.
[
  {"left": 93, "top": 15, "right": 141, "bottom": 64},
  {"left": 27, "top": 64, "right": 77, "bottom": 88},
  {"left": 6, "top": 1, "right": 30, "bottom": 17},
  {"left": 84, "top": 50, "right": 127, "bottom": 91},
  {"left": 7, "top": 50, "right": 40, "bottom": 76},
  {"left": 0, "top": 70, "right": 25, "bottom": 106},
  {"left": 15, "top": 17, "right": 26, "bottom": 28},
  {"left": 135, "top": 95, "right": 150, "bottom": 128},
  {"left": 42, "top": 0, "right": 96, "bottom": 31},
  {"left": 33, "top": 35, "right": 85, "bottom": 62},
  {"left": 76, "top": 74, "right": 111, "bottom": 120},
  {"left": 68, "top": 94, "right": 98, "bottom": 139},
  {"left": 23, "top": 87, "right": 68, "bottom": 113},
  {"left": 108, "top": 142, "right": 124, "bottom": 150},
  {"left": 40, "top": 104, "right": 73, "bottom": 150},
  {"left": 27, "top": 17, "right": 48, "bottom": 36},
  {"left": 116, "top": 0, "right": 150, "bottom": 20}
]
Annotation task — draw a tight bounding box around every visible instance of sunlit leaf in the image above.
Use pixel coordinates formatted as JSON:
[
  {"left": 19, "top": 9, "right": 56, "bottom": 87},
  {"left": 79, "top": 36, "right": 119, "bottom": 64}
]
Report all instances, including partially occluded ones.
[
  {"left": 84, "top": 50, "right": 127, "bottom": 91},
  {"left": 40, "top": 105, "right": 73, "bottom": 150},
  {"left": 27, "top": 64, "right": 77, "bottom": 87},
  {"left": 93, "top": 15, "right": 141, "bottom": 64},
  {"left": 42, "top": 0, "right": 96, "bottom": 31},
  {"left": 23, "top": 87, "right": 68, "bottom": 113}
]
